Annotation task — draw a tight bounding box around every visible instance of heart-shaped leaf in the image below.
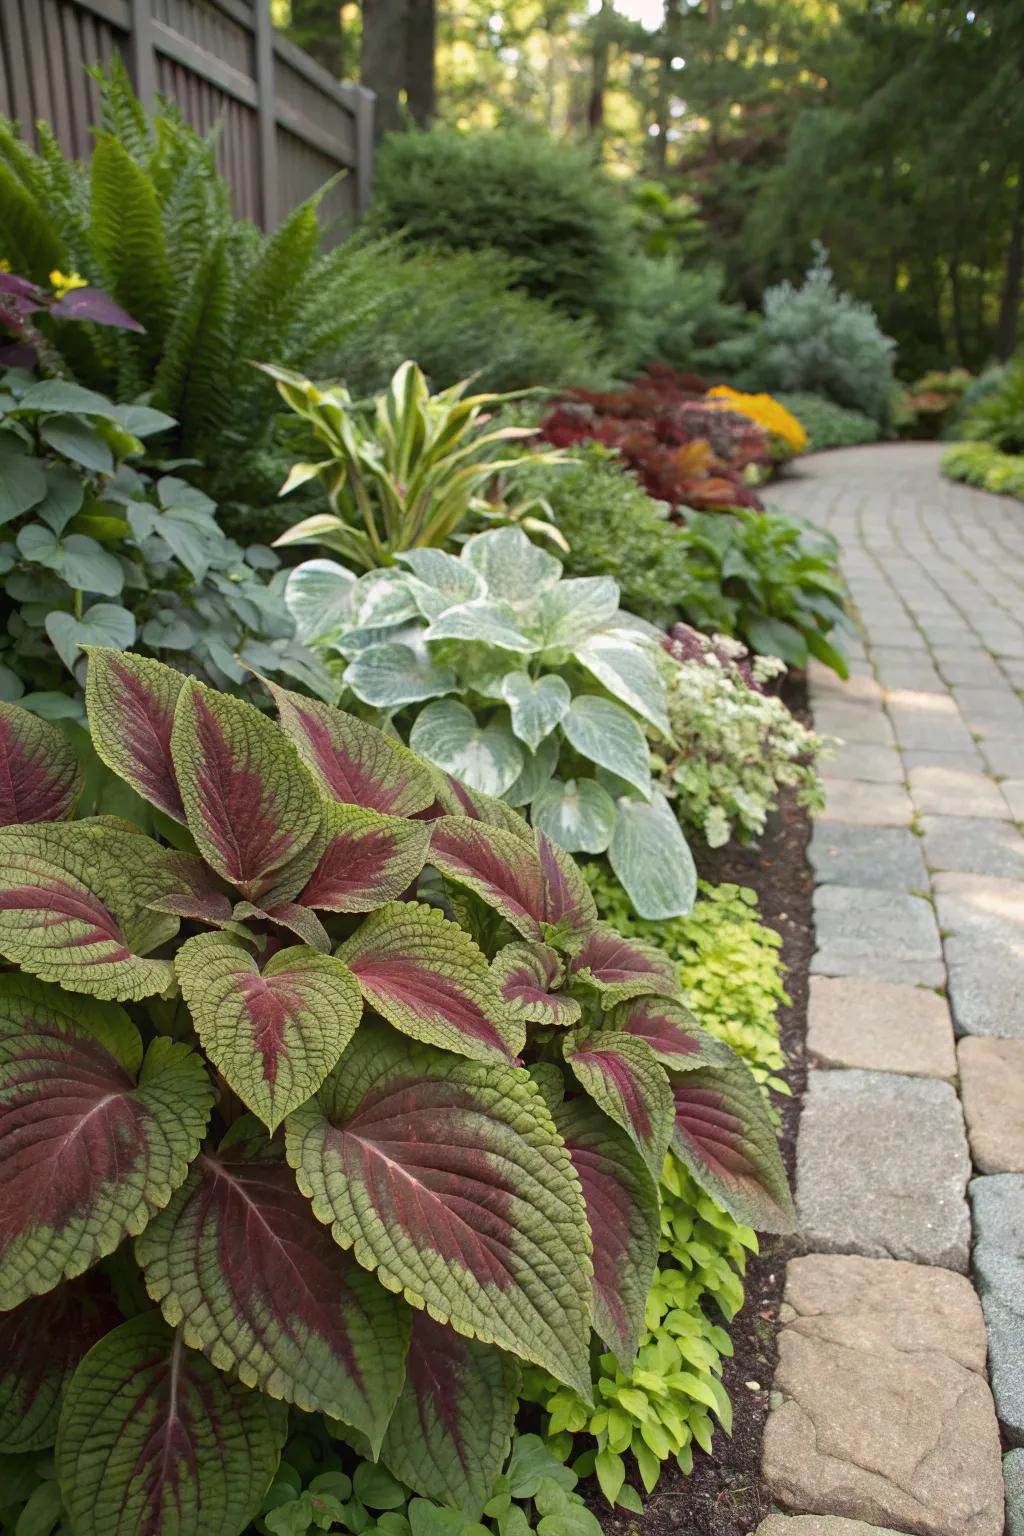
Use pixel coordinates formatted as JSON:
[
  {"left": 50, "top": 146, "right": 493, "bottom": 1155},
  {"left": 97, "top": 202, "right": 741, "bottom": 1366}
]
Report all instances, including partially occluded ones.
[
  {"left": 568, "top": 923, "right": 677, "bottom": 1006},
  {"left": 176, "top": 935, "right": 363, "bottom": 1132},
  {"left": 427, "top": 817, "right": 547, "bottom": 941},
  {"left": 286, "top": 1022, "right": 593, "bottom": 1398},
  {"left": 460, "top": 527, "right": 563, "bottom": 606},
  {"left": 504, "top": 733, "right": 559, "bottom": 808},
  {"left": 137, "top": 1120, "right": 408, "bottom": 1444},
  {"left": 336, "top": 901, "right": 523, "bottom": 1063},
  {"left": 55, "top": 1312, "right": 288, "bottom": 1536},
  {"left": 501, "top": 672, "right": 571, "bottom": 751},
  {"left": 671, "top": 1065, "right": 796, "bottom": 1233},
  {"left": 574, "top": 633, "right": 670, "bottom": 735},
  {"left": 45, "top": 604, "right": 136, "bottom": 673},
  {"left": 396, "top": 549, "right": 486, "bottom": 616},
  {"left": 39, "top": 415, "right": 113, "bottom": 474},
  {"left": 381, "top": 1312, "right": 520, "bottom": 1505},
  {"left": 491, "top": 942, "right": 581, "bottom": 1028},
  {"left": 0, "top": 702, "right": 82, "bottom": 825},
  {"left": 284, "top": 559, "right": 357, "bottom": 643},
  {"left": 0, "top": 975, "right": 212, "bottom": 1309},
  {"left": 521, "top": 577, "right": 619, "bottom": 649},
  {"left": 298, "top": 800, "right": 432, "bottom": 912},
  {"left": 563, "top": 1030, "right": 674, "bottom": 1180},
  {"left": 0, "top": 434, "right": 45, "bottom": 522},
  {"left": 345, "top": 643, "right": 456, "bottom": 709},
  {"left": 608, "top": 790, "right": 697, "bottom": 920},
  {"left": 561, "top": 697, "right": 650, "bottom": 799},
  {"left": 411, "top": 701, "right": 523, "bottom": 797},
  {"left": 424, "top": 600, "right": 533, "bottom": 653},
  {"left": 532, "top": 777, "right": 616, "bottom": 855},
  {"left": 85, "top": 648, "right": 186, "bottom": 821},
  {"left": 0, "top": 1274, "right": 119, "bottom": 1453}
]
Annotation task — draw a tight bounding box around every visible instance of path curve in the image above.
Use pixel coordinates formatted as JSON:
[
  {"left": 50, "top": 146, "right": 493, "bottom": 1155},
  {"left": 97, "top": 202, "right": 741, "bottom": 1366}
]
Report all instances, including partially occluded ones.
[{"left": 756, "top": 445, "right": 1024, "bottom": 1536}]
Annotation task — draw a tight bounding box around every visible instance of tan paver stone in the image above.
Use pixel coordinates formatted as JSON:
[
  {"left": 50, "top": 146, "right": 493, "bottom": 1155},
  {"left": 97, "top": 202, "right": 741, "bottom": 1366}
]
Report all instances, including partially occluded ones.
[
  {"left": 959, "top": 1037, "right": 1024, "bottom": 1172},
  {"left": 762, "top": 1254, "right": 1004, "bottom": 1536},
  {"left": 908, "top": 764, "right": 1012, "bottom": 819},
  {"left": 819, "top": 778, "right": 913, "bottom": 827},
  {"left": 807, "top": 976, "right": 955, "bottom": 1079},
  {"left": 755, "top": 1519, "right": 904, "bottom": 1536}
]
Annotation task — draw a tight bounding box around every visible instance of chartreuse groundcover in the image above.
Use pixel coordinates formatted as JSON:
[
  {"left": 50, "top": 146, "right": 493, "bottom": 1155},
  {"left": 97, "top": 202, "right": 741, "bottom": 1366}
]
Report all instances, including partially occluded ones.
[{"left": 0, "top": 652, "right": 793, "bottom": 1536}]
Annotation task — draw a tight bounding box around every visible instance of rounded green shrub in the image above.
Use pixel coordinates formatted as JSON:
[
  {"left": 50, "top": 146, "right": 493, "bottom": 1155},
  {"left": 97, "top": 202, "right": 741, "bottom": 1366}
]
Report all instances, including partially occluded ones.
[{"left": 773, "top": 391, "right": 880, "bottom": 452}]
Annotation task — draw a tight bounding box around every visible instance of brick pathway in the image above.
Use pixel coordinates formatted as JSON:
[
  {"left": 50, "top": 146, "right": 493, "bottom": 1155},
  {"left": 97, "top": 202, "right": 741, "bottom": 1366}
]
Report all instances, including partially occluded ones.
[{"left": 753, "top": 445, "right": 1024, "bottom": 1536}]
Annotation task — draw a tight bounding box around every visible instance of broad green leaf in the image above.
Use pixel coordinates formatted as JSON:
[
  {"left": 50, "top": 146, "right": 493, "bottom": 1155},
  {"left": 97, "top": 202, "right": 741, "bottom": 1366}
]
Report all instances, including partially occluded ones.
[
  {"left": 574, "top": 634, "right": 670, "bottom": 736},
  {"left": 491, "top": 942, "right": 581, "bottom": 1029},
  {"left": 555, "top": 1098, "right": 659, "bottom": 1366},
  {"left": 397, "top": 549, "right": 486, "bottom": 615},
  {"left": 427, "top": 817, "right": 547, "bottom": 941},
  {"left": 137, "top": 1120, "right": 408, "bottom": 1444},
  {"left": 607, "top": 790, "right": 697, "bottom": 920},
  {"left": 411, "top": 701, "right": 523, "bottom": 797},
  {"left": 286, "top": 1022, "right": 593, "bottom": 1398},
  {"left": 0, "top": 701, "right": 82, "bottom": 825},
  {"left": 531, "top": 778, "right": 616, "bottom": 855},
  {"left": 0, "top": 1274, "right": 119, "bottom": 1453},
  {"left": 744, "top": 617, "right": 807, "bottom": 668},
  {"left": 0, "top": 974, "right": 211, "bottom": 1308},
  {"left": 563, "top": 1030, "right": 673, "bottom": 1180},
  {"left": 671, "top": 1065, "right": 796, "bottom": 1233},
  {"left": 460, "top": 527, "right": 563, "bottom": 605},
  {"left": 176, "top": 934, "right": 363, "bottom": 1132},
  {"left": 268, "top": 681, "right": 437, "bottom": 816},
  {"left": 85, "top": 648, "right": 186, "bottom": 821},
  {"left": 0, "top": 434, "right": 45, "bottom": 522},
  {"left": 521, "top": 578, "right": 619, "bottom": 649},
  {"left": 567, "top": 923, "right": 677, "bottom": 1006},
  {"left": 171, "top": 680, "right": 323, "bottom": 901},
  {"left": 424, "top": 601, "right": 533, "bottom": 653},
  {"left": 336, "top": 900, "right": 523, "bottom": 1063},
  {"left": 0, "top": 821, "right": 182, "bottom": 999},
  {"left": 45, "top": 604, "right": 136, "bottom": 673},
  {"left": 345, "top": 643, "right": 457, "bottom": 709},
  {"left": 39, "top": 415, "right": 113, "bottom": 475},
  {"left": 501, "top": 673, "right": 571, "bottom": 751},
  {"left": 16, "top": 381, "right": 118, "bottom": 417},
  {"left": 56, "top": 1312, "right": 288, "bottom": 1536},
  {"left": 561, "top": 697, "right": 650, "bottom": 799},
  {"left": 504, "top": 734, "right": 558, "bottom": 808},
  {"left": 382, "top": 1313, "right": 520, "bottom": 1506},
  {"left": 284, "top": 559, "right": 357, "bottom": 644},
  {"left": 299, "top": 800, "right": 432, "bottom": 912}
]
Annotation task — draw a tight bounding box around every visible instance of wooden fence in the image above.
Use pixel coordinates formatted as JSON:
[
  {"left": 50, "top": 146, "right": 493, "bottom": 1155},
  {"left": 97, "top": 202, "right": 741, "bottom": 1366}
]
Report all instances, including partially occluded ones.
[{"left": 0, "top": 0, "right": 373, "bottom": 236}]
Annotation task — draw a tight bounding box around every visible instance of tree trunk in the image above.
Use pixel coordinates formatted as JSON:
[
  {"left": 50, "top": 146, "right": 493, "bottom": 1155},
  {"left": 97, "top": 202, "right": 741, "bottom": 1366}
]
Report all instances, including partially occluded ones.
[
  {"left": 282, "top": 0, "right": 346, "bottom": 77},
  {"left": 405, "top": 0, "right": 436, "bottom": 126},
  {"left": 998, "top": 164, "right": 1024, "bottom": 359},
  {"left": 587, "top": 0, "right": 611, "bottom": 132},
  {"left": 650, "top": 0, "right": 681, "bottom": 175},
  {"left": 361, "top": 0, "right": 408, "bottom": 140}
]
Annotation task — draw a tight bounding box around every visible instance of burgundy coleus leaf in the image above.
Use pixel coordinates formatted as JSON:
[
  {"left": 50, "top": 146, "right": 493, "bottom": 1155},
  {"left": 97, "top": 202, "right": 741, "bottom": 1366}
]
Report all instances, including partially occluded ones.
[
  {"left": 56, "top": 1311, "right": 288, "bottom": 1536},
  {"left": 608, "top": 994, "right": 736, "bottom": 1070},
  {"left": 671, "top": 1065, "right": 796, "bottom": 1234},
  {"left": 232, "top": 900, "right": 331, "bottom": 953},
  {"left": 0, "top": 974, "right": 212, "bottom": 1309},
  {"left": 0, "top": 820, "right": 184, "bottom": 1000},
  {"left": 491, "top": 941, "right": 581, "bottom": 1029},
  {"left": 555, "top": 1096, "right": 659, "bottom": 1367},
  {"left": 297, "top": 800, "right": 432, "bottom": 913},
  {"left": 286, "top": 1021, "right": 593, "bottom": 1398},
  {"left": 49, "top": 285, "right": 145, "bottom": 331},
  {"left": 336, "top": 900, "right": 524, "bottom": 1063},
  {"left": 568, "top": 923, "right": 678, "bottom": 1007},
  {"left": 176, "top": 933, "right": 364, "bottom": 1132},
  {"left": 136, "top": 1118, "right": 409, "bottom": 1447},
  {"left": 268, "top": 681, "right": 437, "bottom": 816},
  {"left": 147, "top": 849, "right": 235, "bottom": 929},
  {"left": 0, "top": 700, "right": 83, "bottom": 825},
  {"left": 171, "top": 679, "right": 323, "bottom": 901},
  {"left": 85, "top": 648, "right": 186, "bottom": 822},
  {"left": 381, "top": 1311, "right": 520, "bottom": 1505},
  {"left": 428, "top": 816, "right": 547, "bottom": 941},
  {"left": 0, "top": 1272, "right": 120, "bottom": 1453},
  {"left": 536, "top": 830, "right": 598, "bottom": 941},
  {"left": 430, "top": 774, "right": 536, "bottom": 841},
  {"left": 563, "top": 1029, "right": 674, "bottom": 1180}
]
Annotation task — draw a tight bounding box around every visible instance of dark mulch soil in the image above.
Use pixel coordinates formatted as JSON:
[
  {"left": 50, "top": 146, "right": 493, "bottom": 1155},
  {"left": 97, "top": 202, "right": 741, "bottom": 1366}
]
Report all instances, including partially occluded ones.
[{"left": 595, "top": 673, "right": 816, "bottom": 1536}]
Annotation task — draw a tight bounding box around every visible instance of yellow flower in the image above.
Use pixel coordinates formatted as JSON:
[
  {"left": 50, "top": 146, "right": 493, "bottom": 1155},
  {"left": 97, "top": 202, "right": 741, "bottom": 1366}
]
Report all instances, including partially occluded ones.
[
  {"left": 49, "top": 269, "right": 89, "bottom": 299},
  {"left": 707, "top": 385, "right": 808, "bottom": 455},
  {"left": 0, "top": 259, "right": 10, "bottom": 273}
]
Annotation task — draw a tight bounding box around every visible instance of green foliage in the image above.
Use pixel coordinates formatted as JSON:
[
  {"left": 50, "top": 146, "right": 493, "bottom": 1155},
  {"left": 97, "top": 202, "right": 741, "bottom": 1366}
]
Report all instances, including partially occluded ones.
[
  {"left": 623, "top": 259, "right": 761, "bottom": 378},
  {"left": 654, "top": 628, "right": 827, "bottom": 847},
  {"left": 754, "top": 246, "right": 897, "bottom": 426},
  {"left": 0, "top": 366, "right": 329, "bottom": 715},
  {"left": 675, "top": 507, "right": 851, "bottom": 677},
  {"left": 773, "top": 392, "right": 880, "bottom": 453},
  {"left": 958, "top": 359, "right": 1024, "bottom": 454},
  {"left": 942, "top": 440, "right": 1024, "bottom": 501},
  {"left": 367, "top": 128, "right": 638, "bottom": 346}
]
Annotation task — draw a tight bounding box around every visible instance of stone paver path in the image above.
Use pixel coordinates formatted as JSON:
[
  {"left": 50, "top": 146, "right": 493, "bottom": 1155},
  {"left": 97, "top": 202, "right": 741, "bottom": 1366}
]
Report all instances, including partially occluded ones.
[{"left": 760, "top": 445, "right": 1024, "bottom": 1535}]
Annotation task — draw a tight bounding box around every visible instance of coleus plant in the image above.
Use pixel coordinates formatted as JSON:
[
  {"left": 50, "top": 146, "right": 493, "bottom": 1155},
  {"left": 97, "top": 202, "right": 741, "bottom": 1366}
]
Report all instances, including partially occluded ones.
[
  {"left": 284, "top": 527, "right": 696, "bottom": 920},
  {"left": 0, "top": 655, "right": 793, "bottom": 1536}
]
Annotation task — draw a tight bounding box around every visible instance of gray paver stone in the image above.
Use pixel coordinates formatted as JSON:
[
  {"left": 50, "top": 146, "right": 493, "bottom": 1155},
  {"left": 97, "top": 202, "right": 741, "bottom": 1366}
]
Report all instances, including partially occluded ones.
[
  {"left": 908, "top": 764, "right": 1011, "bottom": 818},
  {"left": 812, "top": 885, "right": 943, "bottom": 986},
  {"left": 795, "top": 1068, "right": 971, "bottom": 1269},
  {"left": 1005, "top": 1449, "right": 1024, "bottom": 1536},
  {"left": 812, "top": 704, "right": 895, "bottom": 746},
  {"left": 980, "top": 738, "right": 1024, "bottom": 777},
  {"left": 762, "top": 1254, "right": 1004, "bottom": 1535},
  {"left": 934, "top": 872, "right": 1024, "bottom": 1037},
  {"left": 808, "top": 823, "right": 925, "bottom": 891},
  {"left": 998, "top": 778, "right": 1024, "bottom": 820},
  {"left": 959, "top": 1038, "right": 1024, "bottom": 1172},
  {"left": 818, "top": 778, "right": 913, "bottom": 827},
  {"left": 755, "top": 1520, "right": 905, "bottom": 1536},
  {"left": 920, "top": 814, "right": 1024, "bottom": 879},
  {"left": 970, "top": 1174, "right": 1024, "bottom": 1446},
  {"left": 807, "top": 976, "right": 955, "bottom": 1079},
  {"left": 820, "top": 744, "right": 904, "bottom": 784}
]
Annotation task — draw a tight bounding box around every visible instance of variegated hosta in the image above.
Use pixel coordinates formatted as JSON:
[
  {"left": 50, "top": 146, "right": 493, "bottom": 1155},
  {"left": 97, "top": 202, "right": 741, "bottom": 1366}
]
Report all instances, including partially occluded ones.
[
  {"left": 0, "top": 651, "right": 793, "bottom": 1536},
  {"left": 283, "top": 527, "right": 698, "bottom": 921}
]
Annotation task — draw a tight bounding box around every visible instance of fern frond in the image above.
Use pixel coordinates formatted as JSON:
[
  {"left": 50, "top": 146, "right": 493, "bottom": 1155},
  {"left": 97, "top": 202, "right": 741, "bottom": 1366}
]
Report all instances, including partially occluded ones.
[
  {"left": 0, "top": 158, "right": 66, "bottom": 278},
  {"left": 89, "top": 132, "right": 171, "bottom": 348},
  {"left": 92, "top": 57, "right": 154, "bottom": 165},
  {"left": 152, "top": 234, "right": 237, "bottom": 451},
  {"left": 34, "top": 122, "right": 92, "bottom": 271}
]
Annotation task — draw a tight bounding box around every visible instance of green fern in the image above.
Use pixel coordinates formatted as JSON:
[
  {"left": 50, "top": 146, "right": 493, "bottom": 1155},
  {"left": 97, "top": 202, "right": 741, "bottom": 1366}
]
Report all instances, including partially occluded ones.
[
  {"left": 152, "top": 233, "right": 236, "bottom": 450},
  {"left": 92, "top": 58, "right": 154, "bottom": 166},
  {"left": 89, "top": 133, "right": 171, "bottom": 348},
  {"left": 0, "top": 158, "right": 66, "bottom": 278}
]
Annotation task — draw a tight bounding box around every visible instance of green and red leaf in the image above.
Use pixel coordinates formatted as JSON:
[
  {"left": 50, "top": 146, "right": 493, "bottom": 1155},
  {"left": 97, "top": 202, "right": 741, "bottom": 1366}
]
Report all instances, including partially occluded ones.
[
  {"left": 609, "top": 995, "right": 735, "bottom": 1069},
  {"left": 491, "top": 942, "right": 581, "bottom": 1028},
  {"left": 232, "top": 899, "right": 332, "bottom": 952},
  {"left": 171, "top": 680, "right": 322, "bottom": 901},
  {"left": 430, "top": 774, "right": 536, "bottom": 841},
  {"left": 336, "top": 901, "right": 524, "bottom": 1064},
  {"left": 269, "top": 681, "right": 436, "bottom": 816},
  {"left": 137, "top": 1120, "right": 408, "bottom": 1446},
  {"left": 537, "top": 831, "right": 598, "bottom": 941},
  {"left": 85, "top": 648, "right": 186, "bottom": 821},
  {"left": 0, "top": 1273, "right": 120, "bottom": 1453},
  {"left": 298, "top": 800, "right": 432, "bottom": 913},
  {"left": 671, "top": 1066, "right": 796, "bottom": 1233},
  {"left": 381, "top": 1312, "right": 520, "bottom": 1506},
  {"left": 564, "top": 1030, "right": 674, "bottom": 1180},
  {"left": 0, "top": 821, "right": 182, "bottom": 1000},
  {"left": 555, "top": 1097, "right": 659, "bottom": 1367},
  {"left": 0, "top": 974, "right": 212, "bottom": 1309},
  {"left": 0, "top": 701, "right": 83, "bottom": 826},
  {"left": 286, "top": 1022, "right": 593, "bottom": 1398},
  {"left": 568, "top": 924, "right": 678, "bottom": 1007},
  {"left": 428, "top": 817, "right": 547, "bottom": 941},
  {"left": 176, "top": 934, "right": 363, "bottom": 1132},
  {"left": 56, "top": 1312, "right": 288, "bottom": 1536}
]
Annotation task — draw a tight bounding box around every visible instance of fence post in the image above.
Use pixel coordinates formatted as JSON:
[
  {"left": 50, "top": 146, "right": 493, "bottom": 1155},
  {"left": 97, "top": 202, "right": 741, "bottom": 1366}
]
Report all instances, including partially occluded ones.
[
  {"left": 339, "top": 82, "right": 375, "bottom": 212},
  {"left": 253, "top": 0, "right": 278, "bottom": 230},
  {"left": 128, "top": 0, "right": 157, "bottom": 106}
]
